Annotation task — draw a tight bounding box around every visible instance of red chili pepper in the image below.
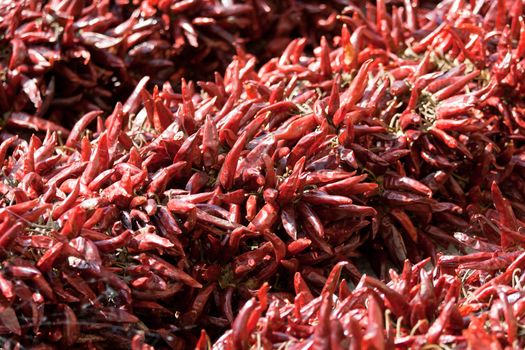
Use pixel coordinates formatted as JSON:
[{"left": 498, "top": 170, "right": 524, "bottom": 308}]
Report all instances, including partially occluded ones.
[
  {"left": 278, "top": 157, "right": 306, "bottom": 204},
  {"left": 248, "top": 203, "right": 279, "bottom": 232},
  {"left": 203, "top": 115, "right": 220, "bottom": 169},
  {"left": 218, "top": 132, "right": 248, "bottom": 190},
  {"left": 0, "top": 222, "right": 24, "bottom": 249},
  {"left": 147, "top": 161, "right": 187, "bottom": 195},
  {"left": 7, "top": 112, "right": 70, "bottom": 136},
  {"left": 65, "top": 110, "right": 102, "bottom": 148}
]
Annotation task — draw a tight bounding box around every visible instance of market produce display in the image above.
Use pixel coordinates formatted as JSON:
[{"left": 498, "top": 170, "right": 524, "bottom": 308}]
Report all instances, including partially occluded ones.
[{"left": 0, "top": 0, "right": 525, "bottom": 349}]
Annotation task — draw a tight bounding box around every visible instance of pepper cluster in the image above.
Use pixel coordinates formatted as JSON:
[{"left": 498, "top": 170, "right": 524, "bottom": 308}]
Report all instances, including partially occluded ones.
[
  {"left": 0, "top": 0, "right": 347, "bottom": 128},
  {"left": 0, "top": 0, "right": 525, "bottom": 349}
]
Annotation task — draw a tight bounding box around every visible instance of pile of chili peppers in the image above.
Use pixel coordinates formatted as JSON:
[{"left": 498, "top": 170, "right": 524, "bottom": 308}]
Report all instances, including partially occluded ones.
[
  {"left": 0, "top": 0, "right": 349, "bottom": 129},
  {"left": 1, "top": 0, "right": 525, "bottom": 349}
]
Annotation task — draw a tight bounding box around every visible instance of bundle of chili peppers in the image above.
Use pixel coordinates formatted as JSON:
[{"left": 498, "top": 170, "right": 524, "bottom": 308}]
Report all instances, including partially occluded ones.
[
  {"left": 1, "top": 0, "right": 525, "bottom": 349},
  {"left": 0, "top": 0, "right": 349, "bottom": 129}
]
